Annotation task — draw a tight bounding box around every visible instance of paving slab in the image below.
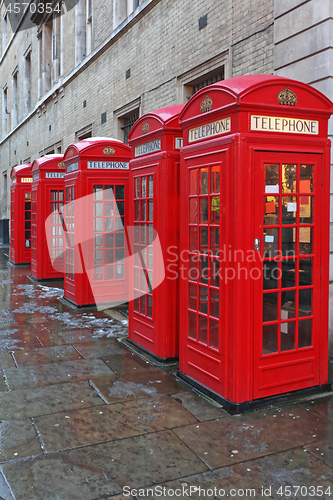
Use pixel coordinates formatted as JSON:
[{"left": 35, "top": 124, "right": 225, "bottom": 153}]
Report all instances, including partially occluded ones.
[
  {"left": 34, "top": 396, "right": 198, "bottom": 453},
  {"left": 302, "top": 395, "right": 333, "bottom": 423},
  {"left": 74, "top": 339, "right": 127, "bottom": 358},
  {"left": 2, "top": 253, "right": 333, "bottom": 498},
  {"left": 12, "top": 345, "right": 83, "bottom": 367},
  {"left": 108, "top": 496, "right": 135, "bottom": 500},
  {"left": 13, "top": 313, "right": 48, "bottom": 327},
  {"left": 0, "top": 330, "right": 43, "bottom": 352},
  {"left": 2, "top": 430, "right": 207, "bottom": 500},
  {"left": 0, "top": 380, "right": 105, "bottom": 420},
  {"left": 2, "top": 455, "right": 120, "bottom": 500},
  {"left": 101, "top": 351, "right": 158, "bottom": 375},
  {"left": 172, "top": 391, "right": 228, "bottom": 422},
  {"left": 36, "top": 328, "right": 97, "bottom": 347},
  {"left": 305, "top": 438, "right": 333, "bottom": 468},
  {"left": 173, "top": 405, "right": 333, "bottom": 469},
  {"left": 90, "top": 369, "right": 186, "bottom": 404},
  {"left": 1, "top": 343, "right": 41, "bottom": 355},
  {"left": 0, "top": 373, "right": 7, "bottom": 392},
  {"left": 0, "top": 471, "right": 14, "bottom": 500},
  {"left": 4, "top": 358, "right": 115, "bottom": 390},
  {"left": 141, "top": 448, "right": 333, "bottom": 499},
  {"left": 0, "top": 354, "right": 15, "bottom": 369},
  {"left": 0, "top": 419, "right": 43, "bottom": 462}
]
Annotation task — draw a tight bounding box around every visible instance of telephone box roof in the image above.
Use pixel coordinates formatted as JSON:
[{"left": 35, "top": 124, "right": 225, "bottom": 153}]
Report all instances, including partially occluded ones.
[
  {"left": 31, "top": 155, "right": 64, "bottom": 171},
  {"left": 63, "top": 138, "right": 130, "bottom": 161},
  {"left": 11, "top": 163, "right": 32, "bottom": 179},
  {"left": 179, "top": 74, "right": 333, "bottom": 124},
  {"left": 128, "top": 105, "right": 184, "bottom": 143}
]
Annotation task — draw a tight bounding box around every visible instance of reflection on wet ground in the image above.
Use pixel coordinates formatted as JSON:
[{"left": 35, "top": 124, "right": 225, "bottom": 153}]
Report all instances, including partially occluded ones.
[{"left": 0, "top": 247, "right": 332, "bottom": 499}]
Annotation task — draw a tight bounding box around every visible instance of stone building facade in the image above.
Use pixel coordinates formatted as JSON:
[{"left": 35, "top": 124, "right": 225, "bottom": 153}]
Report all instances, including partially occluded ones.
[
  {"left": 0, "top": 0, "right": 275, "bottom": 216},
  {"left": 0, "top": 0, "right": 333, "bottom": 342}
]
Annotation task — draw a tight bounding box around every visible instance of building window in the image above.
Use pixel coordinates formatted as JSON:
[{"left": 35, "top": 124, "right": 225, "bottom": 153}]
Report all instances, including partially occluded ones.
[
  {"left": 86, "top": 0, "right": 93, "bottom": 56},
  {"left": 43, "top": 19, "right": 52, "bottom": 93},
  {"left": 12, "top": 70, "right": 18, "bottom": 128},
  {"left": 121, "top": 110, "right": 139, "bottom": 144},
  {"left": 113, "top": 0, "right": 142, "bottom": 29},
  {"left": 2, "top": 172, "right": 8, "bottom": 218},
  {"left": 75, "top": 0, "right": 93, "bottom": 64},
  {"left": 183, "top": 68, "right": 224, "bottom": 102},
  {"left": 44, "top": 141, "right": 62, "bottom": 155},
  {"left": 76, "top": 124, "right": 93, "bottom": 141},
  {"left": 78, "top": 131, "right": 92, "bottom": 140},
  {"left": 2, "top": 13, "right": 8, "bottom": 53},
  {"left": 37, "top": 30, "right": 43, "bottom": 98},
  {"left": 53, "top": 13, "right": 61, "bottom": 82},
  {"left": 177, "top": 51, "right": 230, "bottom": 104},
  {"left": 38, "top": 19, "right": 52, "bottom": 97},
  {"left": 24, "top": 50, "right": 31, "bottom": 115},
  {"left": 191, "top": 69, "right": 224, "bottom": 95},
  {"left": 114, "top": 97, "right": 141, "bottom": 144},
  {"left": 3, "top": 86, "right": 9, "bottom": 137}
]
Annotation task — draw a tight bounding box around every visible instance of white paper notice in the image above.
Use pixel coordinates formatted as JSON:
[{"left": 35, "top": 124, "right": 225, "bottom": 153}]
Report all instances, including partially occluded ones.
[
  {"left": 265, "top": 185, "right": 279, "bottom": 194},
  {"left": 287, "top": 202, "right": 297, "bottom": 212},
  {"left": 281, "top": 310, "right": 288, "bottom": 321},
  {"left": 281, "top": 322, "right": 288, "bottom": 334},
  {"left": 265, "top": 235, "right": 274, "bottom": 243}
]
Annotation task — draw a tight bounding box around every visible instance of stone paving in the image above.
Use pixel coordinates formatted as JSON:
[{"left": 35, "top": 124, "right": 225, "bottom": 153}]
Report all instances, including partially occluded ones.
[{"left": 0, "top": 247, "right": 333, "bottom": 499}]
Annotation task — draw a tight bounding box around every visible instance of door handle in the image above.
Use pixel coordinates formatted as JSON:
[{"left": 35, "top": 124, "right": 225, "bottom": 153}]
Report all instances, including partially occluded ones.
[{"left": 254, "top": 238, "right": 260, "bottom": 251}]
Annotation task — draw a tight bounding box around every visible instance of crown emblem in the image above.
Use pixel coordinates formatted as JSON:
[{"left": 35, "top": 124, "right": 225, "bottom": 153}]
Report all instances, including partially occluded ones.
[
  {"left": 200, "top": 95, "right": 213, "bottom": 113},
  {"left": 277, "top": 87, "right": 297, "bottom": 106},
  {"left": 103, "top": 146, "right": 115, "bottom": 155},
  {"left": 58, "top": 161, "right": 65, "bottom": 168},
  {"left": 69, "top": 149, "right": 73, "bottom": 157},
  {"left": 142, "top": 121, "right": 149, "bottom": 134}
]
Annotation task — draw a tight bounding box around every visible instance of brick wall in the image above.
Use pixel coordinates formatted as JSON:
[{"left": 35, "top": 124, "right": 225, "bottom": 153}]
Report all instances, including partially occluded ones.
[{"left": 0, "top": 0, "right": 275, "bottom": 214}]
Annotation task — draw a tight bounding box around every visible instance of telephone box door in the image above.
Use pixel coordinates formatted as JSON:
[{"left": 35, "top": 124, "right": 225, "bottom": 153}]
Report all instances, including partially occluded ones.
[
  {"left": 179, "top": 152, "right": 224, "bottom": 394},
  {"left": 88, "top": 179, "right": 128, "bottom": 300},
  {"left": 132, "top": 169, "right": 155, "bottom": 337},
  {"left": 254, "top": 151, "right": 323, "bottom": 399}
]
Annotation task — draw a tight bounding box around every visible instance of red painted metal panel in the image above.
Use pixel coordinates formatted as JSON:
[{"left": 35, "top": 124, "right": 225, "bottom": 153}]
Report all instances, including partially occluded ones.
[
  {"left": 127, "top": 105, "right": 184, "bottom": 360},
  {"left": 187, "top": 345, "right": 221, "bottom": 381},
  {"left": 258, "top": 358, "right": 315, "bottom": 391},
  {"left": 253, "top": 151, "right": 323, "bottom": 399},
  {"left": 10, "top": 164, "right": 32, "bottom": 264},
  {"left": 30, "top": 156, "right": 65, "bottom": 280},
  {"left": 62, "top": 139, "right": 130, "bottom": 307},
  {"left": 178, "top": 74, "right": 332, "bottom": 407}
]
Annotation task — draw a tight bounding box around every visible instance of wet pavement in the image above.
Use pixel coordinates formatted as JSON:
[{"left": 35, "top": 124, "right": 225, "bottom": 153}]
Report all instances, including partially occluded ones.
[{"left": 0, "top": 247, "right": 333, "bottom": 499}]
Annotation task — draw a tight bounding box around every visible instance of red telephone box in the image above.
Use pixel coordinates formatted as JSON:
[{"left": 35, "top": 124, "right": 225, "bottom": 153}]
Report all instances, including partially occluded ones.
[
  {"left": 62, "top": 138, "right": 130, "bottom": 308},
  {"left": 10, "top": 163, "right": 32, "bottom": 265},
  {"left": 127, "top": 105, "right": 184, "bottom": 361},
  {"left": 31, "top": 155, "right": 65, "bottom": 281},
  {"left": 178, "top": 75, "right": 333, "bottom": 412}
]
